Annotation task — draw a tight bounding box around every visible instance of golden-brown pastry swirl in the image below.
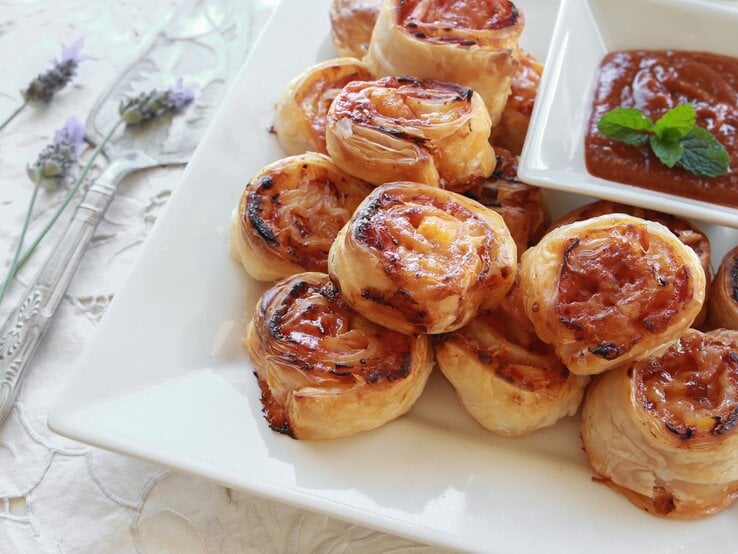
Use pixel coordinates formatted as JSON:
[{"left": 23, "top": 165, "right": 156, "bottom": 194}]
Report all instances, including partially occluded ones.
[
  {"left": 229, "top": 153, "right": 373, "bottom": 281},
  {"left": 581, "top": 328, "right": 738, "bottom": 518},
  {"left": 274, "top": 58, "right": 373, "bottom": 155},
  {"left": 329, "top": 182, "right": 517, "bottom": 334},
  {"left": 489, "top": 50, "right": 542, "bottom": 155},
  {"left": 325, "top": 76, "right": 494, "bottom": 191},
  {"left": 245, "top": 272, "right": 433, "bottom": 439},
  {"left": 549, "top": 200, "right": 713, "bottom": 327},
  {"left": 464, "top": 147, "right": 548, "bottom": 256},
  {"left": 435, "top": 282, "right": 588, "bottom": 436},
  {"left": 708, "top": 246, "right": 738, "bottom": 330},
  {"left": 520, "top": 214, "right": 706, "bottom": 375},
  {"left": 366, "top": 0, "right": 523, "bottom": 125},
  {"left": 329, "top": 0, "right": 381, "bottom": 58}
]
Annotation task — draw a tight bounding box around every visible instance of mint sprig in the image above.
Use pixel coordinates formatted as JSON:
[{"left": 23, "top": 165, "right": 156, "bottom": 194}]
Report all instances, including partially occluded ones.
[{"left": 597, "top": 103, "right": 729, "bottom": 178}]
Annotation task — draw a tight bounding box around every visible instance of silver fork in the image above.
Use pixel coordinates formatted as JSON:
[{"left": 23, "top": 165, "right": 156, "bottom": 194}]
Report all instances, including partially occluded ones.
[
  {"left": 0, "top": 0, "right": 254, "bottom": 425},
  {"left": 0, "top": 151, "right": 156, "bottom": 423}
]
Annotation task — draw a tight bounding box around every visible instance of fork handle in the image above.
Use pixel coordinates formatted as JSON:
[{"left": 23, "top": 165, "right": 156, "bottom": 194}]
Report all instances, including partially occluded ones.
[{"left": 0, "top": 159, "right": 137, "bottom": 425}]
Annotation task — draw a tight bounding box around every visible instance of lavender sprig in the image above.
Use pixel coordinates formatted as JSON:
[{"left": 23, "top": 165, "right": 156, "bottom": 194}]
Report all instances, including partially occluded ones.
[
  {"left": 119, "top": 78, "right": 194, "bottom": 125},
  {"left": 26, "top": 116, "right": 86, "bottom": 190},
  {"left": 0, "top": 39, "right": 87, "bottom": 134},
  {"left": 23, "top": 38, "right": 86, "bottom": 104},
  {"left": 0, "top": 81, "right": 195, "bottom": 307},
  {"left": 0, "top": 116, "right": 86, "bottom": 303}
]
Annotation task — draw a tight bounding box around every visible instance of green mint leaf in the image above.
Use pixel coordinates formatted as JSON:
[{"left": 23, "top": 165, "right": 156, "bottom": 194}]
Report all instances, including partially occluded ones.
[
  {"left": 650, "top": 135, "right": 684, "bottom": 168},
  {"left": 678, "top": 126, "right": 730, "bottom": 177},
  {"left": 597, "top": 107, "right": 654, "bottom": 146},
  {"left": 655, "top": 103, "right": 696, "bottom": 142}
]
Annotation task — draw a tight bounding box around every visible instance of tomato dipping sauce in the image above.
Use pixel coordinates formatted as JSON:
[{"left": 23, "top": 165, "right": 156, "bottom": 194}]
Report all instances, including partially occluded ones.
[{"left": 585, "top": 50, "right": 738, "bottom": 208}]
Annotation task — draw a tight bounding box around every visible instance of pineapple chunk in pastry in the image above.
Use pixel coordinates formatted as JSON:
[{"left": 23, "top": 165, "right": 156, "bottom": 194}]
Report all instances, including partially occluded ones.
[
  {"left": 274, "top": 57, "right": 372, "bottom": 155},
  {"left": 245, "top": 272, "right": 433, "bottom": 439},
  {"left": 325, "top": 76, "right": 494, "bottom": 192},
  {"left": 581, "top": 329, "right": 738, "bottom": 518},
  {"left": 366, "top": 0, "right": 524, "bottom": 125},
  {"left": 520, "top": 214, "right": 706, "bottom": 375},
  {"left": 329, "top": 182, "right": 517, "bottom": 334},
  {"left": 229, "top": 153, "right": 373, "bottom": 281}
]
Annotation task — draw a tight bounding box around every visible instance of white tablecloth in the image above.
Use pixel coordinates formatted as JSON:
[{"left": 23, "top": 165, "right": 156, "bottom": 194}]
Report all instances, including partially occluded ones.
[{"left": 0, "top": 1, "right": 440, "bottom": 551}]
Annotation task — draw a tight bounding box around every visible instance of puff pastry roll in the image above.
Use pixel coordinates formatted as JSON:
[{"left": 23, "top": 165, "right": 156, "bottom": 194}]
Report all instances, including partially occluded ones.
[
  {"left": 325, "top": 76, "right": 494, "bottom": 191},
  {"left": 464, "top": 147, "right": 548, "bottom": 256},
  {"left": 229, "top": 153, "right": 373, "bottom": 281},
  {"left": 550, "top": 200, "right": 712, "bottom": 326},
  {"left": 520, "top": 214, "right": 706, "bottom": 375},
  {"left": 245, "top": 272, "right": 433, "bottom": 439},
  {"left": 329, "top": 182, "right": 517, "bottom": 334},
  {"left": 274, "top": 58, "right": 373, "bottom": 155},
  {"left": 489, "top": 50, "right": 542, "bottom": 155},
  {"left": 436, "top": 283, "right": 588, "bottom": 437},
  {"left": 581, "top": 329, "right": 738, "bottom": 518},
  {"left": 708, "top": 246, "right": 738, "bottom": 330},
  {"left": 330, "top": 0, "right": 381, "bottom": 58},
  {"left": 366, "top": 0, "right": 523, "bottom": 125}
]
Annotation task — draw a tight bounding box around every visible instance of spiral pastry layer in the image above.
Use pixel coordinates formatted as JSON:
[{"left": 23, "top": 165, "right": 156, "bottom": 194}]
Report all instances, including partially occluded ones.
[
  {"left": 489, "top": 50, "right": 542, "bottom": 155},
  {"left": 708, "top": 246, "right": 738, "bottom": 330},
  {"left": 550, "top": 200, "right": 712, "bottom": 326},
  {"left": 520, "top": 214, "right": 706, "bottom": 375},
  {"left": 435, "top": 282, "right": 588, "bottom": 436},
  {"left": 329, "top": 0, "right": 382, "bottom": 58},
  {"left": 329, "top": 182, "right": 517, "bottom": 334},
  {"left": 325, "top": 76, "right": 494, "bottom": 191},
  {"left": 274, "top": 58, "right": 373, "bottom": 155},
  {"left": 366, "top": 0, "right": 524, "bottom": 125},
  {"left": 245, "top": 272, "right": 433, "bottom": 439},
  {"left": 582, "top": 328, "right": 738, "bottom": 518},
  {"left": 229, "top": 153, "right": 373, "bottom": 281},
  {"left": 464, "top": 147, "right": 548, "bottom": 256}
]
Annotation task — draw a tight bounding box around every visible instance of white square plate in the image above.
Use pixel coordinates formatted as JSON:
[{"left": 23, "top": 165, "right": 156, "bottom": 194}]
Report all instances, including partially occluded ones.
[
  {"left": 519, "top": 0, "right": 738, "bottom": 229},
  {"left": 49, "top": 0, "right": 738, "bottom": 552}
]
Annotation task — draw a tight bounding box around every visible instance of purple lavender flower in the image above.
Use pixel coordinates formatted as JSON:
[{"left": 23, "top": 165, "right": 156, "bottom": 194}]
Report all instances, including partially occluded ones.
[
  {"left": 23, "top": 38, "right": 86, "bottom": 104},
  {"left": 169, "top": 79, "right": 195, "bottom": 111},
  {"left": 119, "top": 79, "right": 195, "bottom": 126},
  {"left": 27, "top": 116, "right": 86, "bottom": 190}
]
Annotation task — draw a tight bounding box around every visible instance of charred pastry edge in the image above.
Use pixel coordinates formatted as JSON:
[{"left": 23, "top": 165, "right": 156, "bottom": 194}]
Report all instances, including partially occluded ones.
[
  {"left": 331, "top": 182, "right": 516, "bottom": 334},
  {"left": 258, "top": 274, "right": 417, "bottom": 381},
  {"left": 351, "top": 187, "right": 497, "bottom": 295},
  {"left": 236, "top": 155, "right": 373, "bottom": 279},
  {"left": 435, "top": 324, "right": 587, "bottom": 437},
  {"left": 247, "top": 272, "right": 436, "bottom": 440},
  {"left": 629, "top": 332, "right": 738, "bottom": 442},
  {"left": 274, "top": 57, "right": 374, "bottom": 155},
  {"left": 340, "top": 77, "right": 475, "bottom": 138},
  {"left": 245, "top": 177, "right": 279, "bottom": 246},
  {"left": 521, "top": 214, "right": 706, "bottom": 376},
  {"left": 548, "top": 202, "right": 712, "bottom": 278},
  {"left": 397, "top": 0, "right": 521, "bottom": 37},
  {"left": 556, "top": 227, "right": 693, "bottom": 361},
  {"left": 581, "top": 361, "right": 738, "bottom": 519},
  {"left": 469, "top": 341, "right": 570, "bottom": 393},
  {"left": 360, "top": 286, "right": 430, "bottom": 331}
]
